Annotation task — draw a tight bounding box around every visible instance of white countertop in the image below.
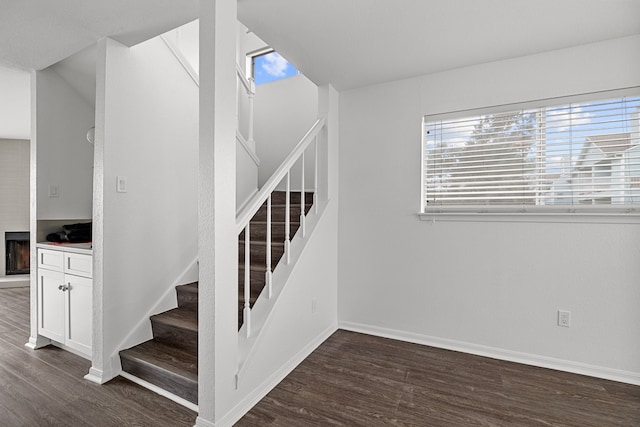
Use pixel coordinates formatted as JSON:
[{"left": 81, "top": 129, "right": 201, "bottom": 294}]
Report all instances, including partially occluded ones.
[{"left": 36, "top": 242, "right": 93, "bottom": 255}]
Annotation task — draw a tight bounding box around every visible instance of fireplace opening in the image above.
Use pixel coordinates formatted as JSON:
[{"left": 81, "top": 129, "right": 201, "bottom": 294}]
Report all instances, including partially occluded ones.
[{"left": 5, "top": 232, "right": 30, "bottom": 275}]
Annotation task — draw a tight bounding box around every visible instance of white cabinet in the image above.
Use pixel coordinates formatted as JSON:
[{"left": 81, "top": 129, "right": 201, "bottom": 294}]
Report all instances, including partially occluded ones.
[{"left": 37, "top": 247, "right": 92, "bottom": 357}]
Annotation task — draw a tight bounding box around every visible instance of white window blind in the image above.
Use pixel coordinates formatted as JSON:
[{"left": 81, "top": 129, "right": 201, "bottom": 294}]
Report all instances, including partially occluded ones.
[{"left": 422, "top": 95, "right": 640, "bottom": 213}]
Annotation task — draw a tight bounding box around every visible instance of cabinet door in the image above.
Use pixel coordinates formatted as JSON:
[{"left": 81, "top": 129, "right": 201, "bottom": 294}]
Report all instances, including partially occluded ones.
[
  {"left": 65, "top": 274, "right": 92, "bottom": 355},
  {"left": 38, "top": 268, "right": 65, "bottom": 342}
]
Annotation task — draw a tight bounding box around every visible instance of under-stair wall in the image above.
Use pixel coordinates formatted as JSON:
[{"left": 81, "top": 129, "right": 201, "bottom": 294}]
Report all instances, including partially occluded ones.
[
  {"left": 91, "top": 35, "right": 199, "bottom": 382},
  {"left": 209, "top": 85, "right": 340, "bottom": 426}
]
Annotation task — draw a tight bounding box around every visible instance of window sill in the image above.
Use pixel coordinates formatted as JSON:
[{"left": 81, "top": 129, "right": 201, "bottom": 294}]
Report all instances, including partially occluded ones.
[{"left": 418, "top": 211, "right": 640, "bottom": 224}]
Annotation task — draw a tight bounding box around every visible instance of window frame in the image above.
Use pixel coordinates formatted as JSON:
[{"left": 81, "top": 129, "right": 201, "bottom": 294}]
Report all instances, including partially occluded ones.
[
  {"left": 246, "top": 47, "right": 299, "bottom": 85},
  {"left": 419, "top": 87, "right": 640, "bottom": 223}
]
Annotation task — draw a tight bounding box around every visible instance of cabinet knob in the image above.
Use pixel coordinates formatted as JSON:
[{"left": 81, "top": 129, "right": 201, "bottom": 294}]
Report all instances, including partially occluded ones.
[{"left": 58, "top": 284, "right": 69, "bottom": 292}]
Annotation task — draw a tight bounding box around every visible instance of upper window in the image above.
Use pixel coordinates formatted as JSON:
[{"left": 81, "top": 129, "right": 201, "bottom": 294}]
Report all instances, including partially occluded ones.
[
  {"left": 250, "top": 49, "right": 299, "bottom": 85},
  {"left": 422, "top": 94, "right": 640, "bottom": 214}
]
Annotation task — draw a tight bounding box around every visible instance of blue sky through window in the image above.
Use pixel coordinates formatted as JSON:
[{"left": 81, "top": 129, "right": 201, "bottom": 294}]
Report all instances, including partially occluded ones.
[{"left": 253, "top": 51, "right": 298, "bottom": 85}]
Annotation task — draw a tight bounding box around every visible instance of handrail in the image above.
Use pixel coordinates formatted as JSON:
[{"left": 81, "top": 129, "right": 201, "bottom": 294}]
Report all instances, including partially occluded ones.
[
  {"left": 236, "top": 63, "right": 254, "bottom": 95},
  {"left": 160, "top": 34, "right": 199, "bottom": 87},
  {"left": 236, "top": 116, "right": 326, "bottom": 233}
]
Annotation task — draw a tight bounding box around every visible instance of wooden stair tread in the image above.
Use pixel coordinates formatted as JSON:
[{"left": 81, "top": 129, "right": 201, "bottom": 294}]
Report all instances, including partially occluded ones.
[
  {"left": 151, "top": 307, "right": 198, "bottom": 333},
  {"left": 120, "top": 340, "right": 197, "bottom": 381},
  {"left": 120, "top": 340, "right": 198, "bottom": 404}
]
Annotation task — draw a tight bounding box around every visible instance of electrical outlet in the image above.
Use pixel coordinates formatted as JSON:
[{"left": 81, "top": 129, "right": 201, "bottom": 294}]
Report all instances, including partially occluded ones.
[
  {"left": 311, "top": 298, "right": 317, "bottom": 314},
  {"left": 558, "top": 310, "right": 571, "bottom": 327}
]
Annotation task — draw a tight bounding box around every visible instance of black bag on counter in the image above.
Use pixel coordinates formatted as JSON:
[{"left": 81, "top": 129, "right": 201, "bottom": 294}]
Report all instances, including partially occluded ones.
[{"left": 46, "top": 222, "right": 92, "bottom": 243}]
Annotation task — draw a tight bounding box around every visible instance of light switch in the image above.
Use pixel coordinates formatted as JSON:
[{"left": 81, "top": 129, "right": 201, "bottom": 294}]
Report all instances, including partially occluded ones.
[
  {"left": 116, "top": 176, "right": 127, "bottom": 193},
  {"left": 49, "top": 184, "right": 59, "bottom": 198}
]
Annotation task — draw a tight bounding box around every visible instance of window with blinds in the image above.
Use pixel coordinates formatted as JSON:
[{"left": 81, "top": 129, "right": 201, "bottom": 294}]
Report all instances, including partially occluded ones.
[{"left": 422, "top": 95, "right": 640, "bottom": 213}]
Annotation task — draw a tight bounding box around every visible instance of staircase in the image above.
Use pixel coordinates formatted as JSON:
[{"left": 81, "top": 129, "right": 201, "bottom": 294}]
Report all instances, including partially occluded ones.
[
  {"left": 119, "top": 190, "right": 313, "bottom": 406},
  {"left": 238, "top": 190, "right": 313, "bottom": 328}
]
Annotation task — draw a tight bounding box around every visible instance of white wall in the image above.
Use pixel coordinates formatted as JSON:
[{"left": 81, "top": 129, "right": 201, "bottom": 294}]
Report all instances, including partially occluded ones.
[
  {"left": 0, "top": 139, "right": 30, "bottom": 275},
  {"left": 34, "top": 67, "right": 94, "bottom": 221},
  {"left": 0, "top": 66, "right": 30, "bottom": 140},
  {"left": 338, "top": 35, "right": 640, "bottom": 382},
  {"left": 162, "top": 20, "right": 199, "bottom": 74},
  {"left": 95, "top": 36, "right": 198, "bottom": 378},
  {"left": 255, "top": 75, "right": 318, "bottom": 188}
]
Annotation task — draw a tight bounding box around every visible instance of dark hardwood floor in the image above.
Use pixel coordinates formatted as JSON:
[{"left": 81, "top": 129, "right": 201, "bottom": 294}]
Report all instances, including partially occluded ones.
[
  {"left": 236, "top": 330, "right": 640, "bottom": 426},
  {"left": 3, "top": 286, "right": 639, "bottom": 426},
  {"left": 0, "top": 287, "right": 197, "bottom": 426}
]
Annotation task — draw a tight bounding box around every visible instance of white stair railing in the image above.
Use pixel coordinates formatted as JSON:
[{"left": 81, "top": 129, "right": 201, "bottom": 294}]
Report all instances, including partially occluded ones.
[{"left": 236, "top": 117, "right": 326, "bottom": 338}]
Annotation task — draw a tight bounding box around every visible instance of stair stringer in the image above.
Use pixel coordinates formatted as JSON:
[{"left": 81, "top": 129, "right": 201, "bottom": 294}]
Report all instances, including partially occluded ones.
[{"left": 236, "top": 199, "right": 329, "bottom": 381}]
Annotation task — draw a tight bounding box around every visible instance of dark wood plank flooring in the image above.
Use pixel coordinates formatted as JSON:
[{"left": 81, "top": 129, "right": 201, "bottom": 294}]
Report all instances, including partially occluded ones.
[
  {"left": 237, "top": 330, "right": 640, "bottom": 426},
  {"left": 4, "top": 287, "right": 639, "bottom": 426},
  {"left": 0, "top": 287, "right": 197, "bottom": 427}
]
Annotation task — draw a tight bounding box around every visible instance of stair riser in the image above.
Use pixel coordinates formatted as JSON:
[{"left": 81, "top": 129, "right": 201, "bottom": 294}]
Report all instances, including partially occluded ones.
[
  {"left": 151, "top": 321, "right": 198, "bottom": 355},
  {"left": 176, "top": 290, "right": 198, "bottom": 310},
  {"left": 268, "top": 191, "right": 314, "bottom": 205},
  {"left": 238, "top": 243, "right": 285, "bottom": 266},
  {"left": 120, "top": 356, "right": 198, "bottom": 404},
  {"left": 251, "top": 204, "right": 312, "bottom": 222},
  {"left": 238, "top": 267, "right": 266, "bottom": 287},
  {"left": 239, "top": 222, "right": 300, "bottom": 242}
]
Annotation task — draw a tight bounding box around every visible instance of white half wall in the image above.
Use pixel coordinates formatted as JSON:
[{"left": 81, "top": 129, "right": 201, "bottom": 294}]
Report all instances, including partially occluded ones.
[
  {"left": 95, "top": 36, "right": 198, "bottom": 377},
  {"left": 229, "top": 200, "right": 339, "bottom": 423},
  {"left": 34, "top": 67, "right": 94, "bottom": 221},
  {"left": 0, "top": 66, "right": 30, "bottom": 140},
  {"left": 338, "top": 35, "right": 640, "bottom": 382}
]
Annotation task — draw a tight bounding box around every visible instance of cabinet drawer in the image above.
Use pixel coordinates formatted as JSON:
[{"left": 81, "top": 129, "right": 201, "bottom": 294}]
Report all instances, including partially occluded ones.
[
  {"left": 38, "top": 249, "right": 64, "bottom": 272},
  {"left": 64, "top": 253, "right": 92, "bottom": 278}
]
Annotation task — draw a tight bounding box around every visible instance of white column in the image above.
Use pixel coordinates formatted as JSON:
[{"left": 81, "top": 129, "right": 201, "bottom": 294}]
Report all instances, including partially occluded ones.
[{"left": 198, "top": 0, "right": 238, "bottom": 424}]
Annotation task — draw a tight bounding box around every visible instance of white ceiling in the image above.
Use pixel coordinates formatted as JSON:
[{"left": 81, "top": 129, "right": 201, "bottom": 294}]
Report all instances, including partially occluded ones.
[
  {"left": 238, "top": 0, "right": 640, "bottom": 91},
  {"left": 0, "top": 0, "right": 198, "bottom": 71},
  {"left": 1, "top": 0, "right": 639, "bottom": 92}
]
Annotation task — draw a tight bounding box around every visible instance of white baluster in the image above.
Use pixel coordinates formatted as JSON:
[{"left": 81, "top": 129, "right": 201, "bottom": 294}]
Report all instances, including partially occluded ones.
[
  {"left": 285, "top": 172, "right": 291, "bottom": 265},
  {"left": 300, "top": 152, "right": 306, "bottom": 238},
  {"left": 244, "top": 223, "right": 251, "bottom": 338},
  {"left": 314, "top": 136, "right": 318, "bottom": 214},
  {"left": 266, "top": 194, "right": 272, "bottom": 298}
]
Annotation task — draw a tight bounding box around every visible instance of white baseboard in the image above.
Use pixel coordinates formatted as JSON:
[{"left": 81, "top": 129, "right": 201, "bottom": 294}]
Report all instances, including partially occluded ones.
[
  {"left": 84, "top": 367, "right": 110, "bottom": 384},
  {"left": 0, "top": 274, "right": 29, "bottom": 288},
  {"left": 194, "top": 416, "right": 216, "bottom": 427},
  {"left": 215, "top": 323, "right": 338, "bottom": 427},
  {"left": 24, "top": 335, "right": 50, "bottom": 350},
  {"left": 339, "top": 321, "right": 640, "bottom": 386}
]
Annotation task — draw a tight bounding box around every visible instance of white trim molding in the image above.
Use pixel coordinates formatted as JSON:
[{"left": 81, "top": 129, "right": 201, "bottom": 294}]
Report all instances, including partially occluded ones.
[
  {"left": 84, "top": 366, "right": 110, "bottom": 384},
  {"left": 120, "top": 371, "right": 198, "bottom": 412},
  {"left": 160, "top": 35, "right": 199, "bottom": 87},
  {"left": 418, "top": 211, "right": 640, "bottom": 224},
  {"left": 339, "top": 321, "right": 640, "bottom": 386}
]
